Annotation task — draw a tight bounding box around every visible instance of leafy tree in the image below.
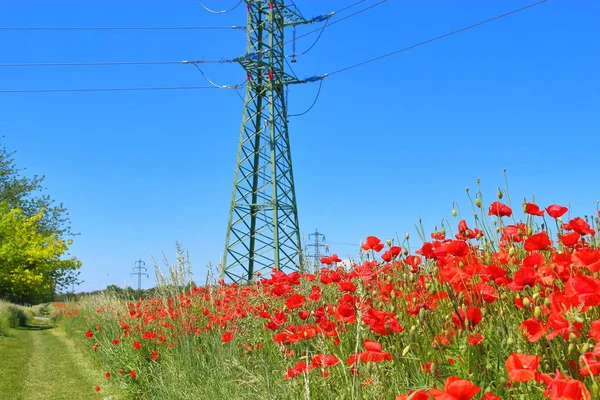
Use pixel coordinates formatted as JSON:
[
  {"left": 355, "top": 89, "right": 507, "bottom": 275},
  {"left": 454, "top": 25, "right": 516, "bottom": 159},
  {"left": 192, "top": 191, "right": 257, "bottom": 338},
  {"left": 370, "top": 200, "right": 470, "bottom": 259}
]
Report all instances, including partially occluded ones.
[{"left": 0, "top": 141, "right": 80, "bottom": 303}]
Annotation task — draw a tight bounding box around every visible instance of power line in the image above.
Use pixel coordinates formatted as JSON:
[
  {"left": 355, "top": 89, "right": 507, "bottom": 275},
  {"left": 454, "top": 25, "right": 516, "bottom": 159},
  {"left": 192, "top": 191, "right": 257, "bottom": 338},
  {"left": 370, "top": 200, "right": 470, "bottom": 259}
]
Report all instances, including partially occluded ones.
[
  {"left": 196, "top": 0, "right": 243, "bottom": 14},
  {"left": 0, "top": 85, "right": 221, "bottom": 94},
  {"left": 0, "top": 25, "right": 244, "bottom": 31},
  {"left": 286, "top": 0, "right": 388, "bottom": 46},
  {"left": 327, "top": 0, "right": 549, "bottom": 77},
  {"left": 288, "top": 79, "right": 324, "bottom": 117},
  {"left": 0, "top": 59, "right": 233, "bottom": 68}
]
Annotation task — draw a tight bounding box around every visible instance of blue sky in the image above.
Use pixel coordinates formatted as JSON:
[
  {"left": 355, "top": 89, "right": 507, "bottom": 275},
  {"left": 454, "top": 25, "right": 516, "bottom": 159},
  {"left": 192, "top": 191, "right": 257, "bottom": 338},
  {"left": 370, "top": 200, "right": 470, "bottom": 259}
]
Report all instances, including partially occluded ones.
[{"left": 1, "top": 0, "right": 598, "bottom": 291}]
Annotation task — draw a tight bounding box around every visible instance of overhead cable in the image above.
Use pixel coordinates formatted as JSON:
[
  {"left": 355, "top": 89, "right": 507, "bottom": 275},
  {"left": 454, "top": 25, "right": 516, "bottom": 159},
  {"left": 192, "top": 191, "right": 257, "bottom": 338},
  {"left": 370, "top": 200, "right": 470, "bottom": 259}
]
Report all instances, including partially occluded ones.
[
  {"left": 0, "top": 59, "right": 234, "bottom": 68},
  {"left": 196, "top": 0, "right": 243, "bottom": 14},
  {"left": 285, "top": 0, "right": 388, "bottom": 46},
  {"left": 0, "top": 26, "right": 244, "bottom": 31},
  {"left": 327, "top": 0, "right": 549, "bottom": 77},
  {"left": 0, "top": 86, "right": 222, "bottom": 94}
]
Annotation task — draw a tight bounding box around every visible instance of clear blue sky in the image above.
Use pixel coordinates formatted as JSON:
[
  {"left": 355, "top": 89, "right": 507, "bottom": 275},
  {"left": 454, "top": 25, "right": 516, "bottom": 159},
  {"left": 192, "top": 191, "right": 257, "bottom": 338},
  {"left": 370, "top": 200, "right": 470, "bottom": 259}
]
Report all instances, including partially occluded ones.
[{"left": 1, "top": 1, "right": 598, "bottom": 292}]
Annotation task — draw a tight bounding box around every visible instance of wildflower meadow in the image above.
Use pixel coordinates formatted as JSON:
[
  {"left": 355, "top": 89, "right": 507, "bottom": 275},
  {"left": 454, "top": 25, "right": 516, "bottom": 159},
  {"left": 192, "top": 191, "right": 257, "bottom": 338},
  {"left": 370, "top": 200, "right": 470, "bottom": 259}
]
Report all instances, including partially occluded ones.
[{"left": 60, "top": 189, "right": 600, "bottom": 400}]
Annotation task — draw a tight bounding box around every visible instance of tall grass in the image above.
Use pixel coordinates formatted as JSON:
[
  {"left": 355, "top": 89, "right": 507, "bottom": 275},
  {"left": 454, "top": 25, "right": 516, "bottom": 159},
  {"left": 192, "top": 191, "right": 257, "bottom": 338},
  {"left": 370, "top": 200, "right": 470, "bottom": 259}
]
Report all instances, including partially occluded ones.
[
  {"left": 0, "top": 300, "right": 31, "bottom": 335},
  {"left": 59, "top": 194, "right": 600, "bottom": 399}
]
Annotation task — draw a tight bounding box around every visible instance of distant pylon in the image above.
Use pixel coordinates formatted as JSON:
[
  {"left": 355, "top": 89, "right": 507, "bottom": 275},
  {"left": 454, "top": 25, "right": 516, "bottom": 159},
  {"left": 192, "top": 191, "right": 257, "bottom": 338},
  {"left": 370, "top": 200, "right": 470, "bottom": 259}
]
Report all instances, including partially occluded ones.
[
  {"left": 223, "top": 1, "right": 325, "bottom": 281},
  {"left": 306, "top": 229, "right": 328, "bottom": 272},
  {"left": 131, "top": 259, "right": 148, "bottom": 291}
]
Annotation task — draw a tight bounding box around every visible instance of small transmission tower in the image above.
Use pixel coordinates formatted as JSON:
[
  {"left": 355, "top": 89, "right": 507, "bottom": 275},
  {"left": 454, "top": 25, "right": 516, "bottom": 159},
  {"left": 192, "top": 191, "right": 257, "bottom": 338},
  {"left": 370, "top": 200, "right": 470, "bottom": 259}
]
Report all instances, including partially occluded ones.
[
  {"left": 306, "top": 229, "right": 328, "bottom": 272},
  {"left": 131, "top": 259, "right": 148, "bottom": 291},
  {"left": 223, "top": 1, "right": 325, "bottom": 281}
]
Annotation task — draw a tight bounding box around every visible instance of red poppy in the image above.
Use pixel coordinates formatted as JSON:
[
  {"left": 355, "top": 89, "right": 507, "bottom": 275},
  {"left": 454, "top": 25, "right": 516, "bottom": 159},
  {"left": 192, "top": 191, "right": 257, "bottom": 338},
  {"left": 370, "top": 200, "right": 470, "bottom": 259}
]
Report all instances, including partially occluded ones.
[
  {"left": 285, "top": 294, "right": 306, "bottom": 309},
  {"left": 345, "top": 339, "right": 392, "bottom": 365},
  {"left": 361, "top": 236, "right": 385, "bottom": 252},
  {"left": 429, "top": 376, "right": 480, "bottom": 400},
  {"left": 445, "top": 240, "right": 469, "bottom": 257},
  {"left": 130, "top": 370, "right": 136, "bottom": 379},
  {"left": 560, "top": 232, "right": 581, "bottom": 246},
  {"left": 564, "top": 218, "right": 595, "bottom": 236},
  {"left": 488, "top": 201, "right": 513, "bottom": 217},
  {"left": 524, "top": 203, "right": 545, "bottom": 216},
  {"left": 505, "top": 353, "right": 541, "bottom": 382},
  {"left": 520, "top": 318, "right": 547, "bottom": 342},
  {"left": 311, "top": 354, "right": 339, "bottom": 368},
  {"left": 524, "top": 231, "right": 552, "bottom": 251},
  {"left": 546, "top": 204, "right": 568, "bottom": 219},
  {"left": 133, "top": 341, "right": 141, "bottom": 349},
  {"left": 94, "top": 386, "right": 100, "bottom": 392},
  {"left": 221, "top": 331, "right": 234, "bottom": 343},
  {"left": 481, "top": 393, "right": 501, "bottom": 400},
  {"left": 396, "top": 390, "right": 429, "bottom": 400},
  {"left": 544, "top": 378, "right": 591, "bottom": 400},
  {"left": 111, "top": 338, "right": 120, "bottom": 345},
  {"left": 85, "top": 330, "right": 93, "bottom": 338}
]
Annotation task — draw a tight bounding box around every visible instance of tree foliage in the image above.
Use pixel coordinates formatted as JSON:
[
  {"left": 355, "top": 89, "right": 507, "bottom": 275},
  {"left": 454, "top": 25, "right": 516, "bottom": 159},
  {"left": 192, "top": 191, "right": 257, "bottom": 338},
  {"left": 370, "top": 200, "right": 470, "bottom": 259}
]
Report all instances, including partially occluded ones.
[{"left": 0, "top": 141, "right": 80, "bottom": 303}]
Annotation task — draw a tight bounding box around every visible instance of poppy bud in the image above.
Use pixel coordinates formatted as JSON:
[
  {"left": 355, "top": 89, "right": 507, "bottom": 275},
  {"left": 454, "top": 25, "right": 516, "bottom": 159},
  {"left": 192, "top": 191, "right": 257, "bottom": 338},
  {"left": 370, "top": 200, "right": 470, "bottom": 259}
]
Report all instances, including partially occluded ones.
[
  {"left": 418, "top": 308, "right": 426, "bottom": 321},
  {"left": 452, "top": 209, "right": 457, "bottom": 217},
  {"left": 527, "top": 227, "right": 533, "bottom": 236},
  {"left": 496, "top": 227, "right": 501, "bottom": 233},
  {"left": 508, "top": 247, "right": 515, "bottom": 256},
  {"left": 568, "top": 343, "right": 575, "bottom": 353},
  {"left": 441, "top": 227, "right": 446, "bottom": 236},
  {"left": 569, "top": 332, "right": 578, "bottom": 341},
  {"left": 522, "top": 297, "right": 531, "bottom": 308},
  {"left": 466, "top": 187, "right": 469, "bottom": 193},
  {"left": 403, "top": 248, "right": 409, "bottom": 256},
  {"left": 534, "top": 306, "right": 541, "bottom": 319},
  {"left": 405, "top": 233, "right": 410, "bottom": 240},
  {"left": 592, "top": 383, "right": 599, "bottom": 397},
  {"left": 402, "top": 345, "right": 411, "bottom": 357},
  {"left": 507, "top": 337, "right": 514, "bottom": 346},
  {"left": 580, "top": 343, "right": 589, "bottom": 354},
  {"left": 497, "top": 189, "right": 503, "bottom": 199},
  {"left": 475, "top": 198, "right": 482, "bottom": 208},
  {"left": 386, "top": 238, "right": 392, "bottom": 246}
]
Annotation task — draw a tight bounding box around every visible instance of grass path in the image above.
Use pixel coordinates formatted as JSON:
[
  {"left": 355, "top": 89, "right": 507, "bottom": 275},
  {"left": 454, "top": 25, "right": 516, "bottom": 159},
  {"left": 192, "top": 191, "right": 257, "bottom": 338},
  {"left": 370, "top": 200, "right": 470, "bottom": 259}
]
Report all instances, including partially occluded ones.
[{"left": 0, "top": 325, "right": 126, "bottom": 400}]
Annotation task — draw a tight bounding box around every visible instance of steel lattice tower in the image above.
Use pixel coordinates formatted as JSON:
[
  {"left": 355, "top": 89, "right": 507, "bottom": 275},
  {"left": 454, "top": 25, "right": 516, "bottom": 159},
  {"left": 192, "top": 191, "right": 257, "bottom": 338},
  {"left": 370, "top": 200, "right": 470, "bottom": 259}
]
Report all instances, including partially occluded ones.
[{"left": 223, "top": 1, "right": 316, "bottom": 282}]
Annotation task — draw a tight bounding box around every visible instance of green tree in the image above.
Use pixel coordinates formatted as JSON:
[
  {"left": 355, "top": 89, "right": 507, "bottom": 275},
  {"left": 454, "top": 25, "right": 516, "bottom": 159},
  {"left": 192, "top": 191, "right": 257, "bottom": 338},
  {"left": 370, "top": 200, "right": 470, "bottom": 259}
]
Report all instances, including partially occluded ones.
[{"left": 0, "top": 141, "right": 80, "bottom": 303}]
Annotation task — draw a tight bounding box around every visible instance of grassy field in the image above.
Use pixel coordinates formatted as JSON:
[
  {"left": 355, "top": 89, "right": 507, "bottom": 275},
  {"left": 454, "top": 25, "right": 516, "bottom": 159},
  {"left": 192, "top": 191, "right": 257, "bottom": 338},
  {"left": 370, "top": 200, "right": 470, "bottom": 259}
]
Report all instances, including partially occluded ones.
[
  {"left": 0, "top": 302, "right": 127, "bottom": 400},
  {"left": 57, "top": 196, "right": 600, "bottom": 399}
]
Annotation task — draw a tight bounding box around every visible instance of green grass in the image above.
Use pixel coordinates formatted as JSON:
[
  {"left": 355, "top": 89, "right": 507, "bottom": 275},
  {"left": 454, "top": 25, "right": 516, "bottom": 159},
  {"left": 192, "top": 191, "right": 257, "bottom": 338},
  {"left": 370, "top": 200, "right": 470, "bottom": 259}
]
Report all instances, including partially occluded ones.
[{"left": 0, "top": 303, "right": 128, "bottom": 400}]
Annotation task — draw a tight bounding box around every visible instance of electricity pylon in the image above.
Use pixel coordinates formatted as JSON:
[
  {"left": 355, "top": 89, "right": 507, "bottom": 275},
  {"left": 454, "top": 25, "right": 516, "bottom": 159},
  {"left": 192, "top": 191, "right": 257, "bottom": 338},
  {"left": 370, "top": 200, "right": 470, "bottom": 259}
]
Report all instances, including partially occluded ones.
[
  {"left": 223, "top": 1, "right": 324, "bottom": 282},
  {"left": 306, "top": 229, "right": 328, "bottom": 272}
]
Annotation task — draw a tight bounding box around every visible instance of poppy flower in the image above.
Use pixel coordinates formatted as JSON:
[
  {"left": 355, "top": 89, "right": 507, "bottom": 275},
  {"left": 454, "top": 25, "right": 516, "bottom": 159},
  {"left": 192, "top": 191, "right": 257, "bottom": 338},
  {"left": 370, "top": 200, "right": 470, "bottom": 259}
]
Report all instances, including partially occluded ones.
[
  {"left": 544, "top": 378, "right": 591, "bottom": 400},
  {"left": 221, "top": 331, "right": 235, "bottom": 343},
  {"left": 481, "top": 393, "right": 502, "bottom": 400},
  {"left": 104, "top": 372, "right": 110, "bottom": 379},
  {"left": 130, "top": 370, "right": 136, "bottom": 379},
  {"left": 445, "top": 240, "right": 469, "bottom": 257},
  {"left": 520, "top": 318, "right": 547, "bottom": 342},
  {"left": 133, "top": 341, "right": 141, "bottom": 349},
  {"left": 524, "top": 203, "right": 545, "bottom": 216},
  {"left": 429, "top": 376, "right": 480, "bottom": 400},
  {"left": 85, "top": 330, "right": 93, "bottom": 338},
  {"left": 560, "top": 232, "right": 581, "bottom": 246},
  {"left": 564, "top": 218, "right": 595, "bottom": 236},
  {"left": 546, "top": 204, "right": 568, "bottom": 219},
  {"left": 505, "top": 353, "right": 541, "bottom": 382},
  {"left": 285, "top": 294, "right": 306, "bottom": 309},
  {"left": 524, "top": 231, "right": 552, "bottom": 251},
  {"left": 361, "top": 236, "right": 385, "bottom": 252},
  {"left": 94, "top": 386, "right": 100, "bottom": 392},
  {"left": 396, "top": 390, "right": 429, "bottom": 400},
  {"left": 345, "top": 339, "right": 392, "bottom": 365},
  {"left": 488, "top": 201, "right": 513, "bottom": 217}
]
